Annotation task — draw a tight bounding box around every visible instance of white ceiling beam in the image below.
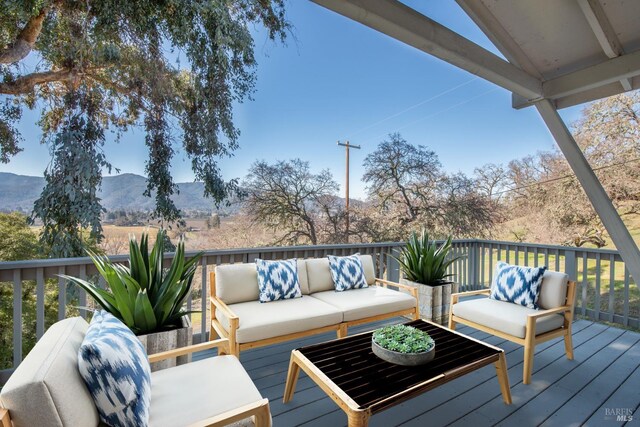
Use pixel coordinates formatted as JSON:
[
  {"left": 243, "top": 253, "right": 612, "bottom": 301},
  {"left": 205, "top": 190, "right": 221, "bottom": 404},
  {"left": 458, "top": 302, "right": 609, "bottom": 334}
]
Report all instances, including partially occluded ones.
[
  {"left": 555, "top": 78, "right": 639, "bottom": 109},
  {"left": 577, "top": 0, "right": 633, "bottom": 92},
  {"left": 311, "top": 0, "right": 542, "bottom": 100},
  {"left": 455, "top": 0, "right": 541, "bottom": 78},
  {"left": 454, "top": 1, "right": 547, "bottom": 112},
  {"left": 543, "top": 50, "right": 640, "bottom": 98},
  {"left": 513, "top": 50, "right": 640, "bottom": 108}
]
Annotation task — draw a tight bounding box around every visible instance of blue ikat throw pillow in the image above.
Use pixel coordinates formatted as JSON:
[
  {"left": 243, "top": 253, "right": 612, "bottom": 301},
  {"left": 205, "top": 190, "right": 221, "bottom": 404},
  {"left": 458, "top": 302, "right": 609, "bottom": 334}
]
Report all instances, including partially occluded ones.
[
  {"left": 328, "top": 254, "right": 368, "bottom": 292},
  {"left": 490, "top": 261, "right": 547, "bottom": 309},
  {"left": 256, "top": 258, "right": 302, "bottom": 303},
  {"left": 78, "top": 310, "right": 151, "bottom": 427}
]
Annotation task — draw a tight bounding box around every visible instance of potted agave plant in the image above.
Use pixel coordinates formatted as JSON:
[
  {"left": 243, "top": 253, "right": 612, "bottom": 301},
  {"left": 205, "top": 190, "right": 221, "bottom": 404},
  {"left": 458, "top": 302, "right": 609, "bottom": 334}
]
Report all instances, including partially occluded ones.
[
  {"left": 394, "top": 230, "right": 463, "bottom": 325},
  {"left": 63, "top": 229, "right": 203, "bottom": 370}
]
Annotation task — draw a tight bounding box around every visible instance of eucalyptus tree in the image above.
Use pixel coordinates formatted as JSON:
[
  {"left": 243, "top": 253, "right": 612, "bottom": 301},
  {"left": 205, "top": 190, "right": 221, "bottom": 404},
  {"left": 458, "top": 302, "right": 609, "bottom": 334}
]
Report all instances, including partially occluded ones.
[{"left": 0, "top": 0, "right": 288, "bottom": 256}]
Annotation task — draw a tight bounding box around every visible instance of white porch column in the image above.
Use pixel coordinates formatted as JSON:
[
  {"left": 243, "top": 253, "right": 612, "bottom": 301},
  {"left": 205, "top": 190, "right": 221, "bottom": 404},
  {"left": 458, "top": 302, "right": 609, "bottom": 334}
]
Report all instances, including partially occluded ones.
[{"left": 535, "top": 99, "right": 640, "bottom": 287}]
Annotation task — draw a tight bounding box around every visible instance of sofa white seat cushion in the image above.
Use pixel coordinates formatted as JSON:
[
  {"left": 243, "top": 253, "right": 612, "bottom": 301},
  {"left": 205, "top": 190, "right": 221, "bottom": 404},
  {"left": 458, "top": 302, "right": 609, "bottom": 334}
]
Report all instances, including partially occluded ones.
[
  {"left": 452, "top": 298, "right": 565, "bottom": 339},
  {"left": 149, "top": 355, "right": 263, "bottom": 427},
  {"left": 216, "top": 297, "right": 343, "bottom": 343},
  {"left": 0, "top": 317, "right": 99, "bottom": 427},
  {"left": 311, "top": 286, "right": 417, "bottom": 322}
]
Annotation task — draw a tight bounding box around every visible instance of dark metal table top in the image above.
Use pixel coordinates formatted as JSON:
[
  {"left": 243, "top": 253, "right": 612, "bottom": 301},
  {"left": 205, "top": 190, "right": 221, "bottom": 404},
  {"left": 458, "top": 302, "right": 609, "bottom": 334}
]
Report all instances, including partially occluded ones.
[{"left": 296, "top": 319, "right": 503, "bottom": 413}]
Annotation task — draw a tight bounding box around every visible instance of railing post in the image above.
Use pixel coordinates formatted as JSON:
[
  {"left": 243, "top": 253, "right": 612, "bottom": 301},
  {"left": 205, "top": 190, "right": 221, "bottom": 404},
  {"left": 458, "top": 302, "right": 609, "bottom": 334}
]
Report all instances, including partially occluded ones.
[
  {"left": 468, "top": 241, "right": 480, "bottom": 290},
  {"left": 387, "top": 246, "right": 401, "bottom": 282},
  {"left": 564, "top": 248, "right": 577, "bottom": 281}
]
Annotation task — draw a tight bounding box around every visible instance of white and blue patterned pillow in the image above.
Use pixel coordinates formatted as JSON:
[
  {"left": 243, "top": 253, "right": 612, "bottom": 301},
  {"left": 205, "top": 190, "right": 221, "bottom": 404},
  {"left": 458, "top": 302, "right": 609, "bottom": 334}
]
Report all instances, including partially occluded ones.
[
  {"left": 78, "top": 311, "right": 151, "bottom": 427},
  {"left": 328, "top": 254, "right": 368, "bottom": 292},
  {"left": 490, "top": 262, "right": 547, "bottom": 309},
  {"left": 256, "top": 258, "right": 302, "bottom": 303}
]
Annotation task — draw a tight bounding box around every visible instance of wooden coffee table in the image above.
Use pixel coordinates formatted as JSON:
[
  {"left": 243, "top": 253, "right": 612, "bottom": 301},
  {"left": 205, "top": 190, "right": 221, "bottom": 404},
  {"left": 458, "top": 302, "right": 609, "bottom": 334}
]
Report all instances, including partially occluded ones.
[{"left": 283, "top": 319, "right": 511, "bottom": 427}]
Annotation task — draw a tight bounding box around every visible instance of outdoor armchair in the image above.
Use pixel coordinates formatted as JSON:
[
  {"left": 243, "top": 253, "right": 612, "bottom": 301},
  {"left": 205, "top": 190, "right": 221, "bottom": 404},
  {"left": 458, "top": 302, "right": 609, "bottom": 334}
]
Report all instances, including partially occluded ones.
[
  {"left": 448, "top": 271, "right": 577, "bottom": 384},
  {"left": 0, "top": 317, "right": 271, "bottom": 427}
]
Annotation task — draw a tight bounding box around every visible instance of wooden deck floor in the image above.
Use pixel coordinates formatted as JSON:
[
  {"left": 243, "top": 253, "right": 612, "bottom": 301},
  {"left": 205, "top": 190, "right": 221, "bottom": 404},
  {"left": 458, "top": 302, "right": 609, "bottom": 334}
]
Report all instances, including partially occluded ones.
[{"left": 195, "top": 318, "right": 640, "bottom": 426}]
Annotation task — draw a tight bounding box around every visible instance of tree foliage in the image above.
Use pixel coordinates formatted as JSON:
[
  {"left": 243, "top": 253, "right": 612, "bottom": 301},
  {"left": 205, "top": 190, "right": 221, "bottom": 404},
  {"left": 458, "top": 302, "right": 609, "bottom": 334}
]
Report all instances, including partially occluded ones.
[
  {"left": 0, "top": 0, "right": 288, "bottom": 256},
  {"left": 0, "top": 212, "right": 57, "bottom": 371},
  {"left": 243, "top": 159, "right": 344, "bottom": 245},
  {"left": 497, "top": 91, "right": 640, "bottom": 247},
  {"left": 361, "top": 133, "right": 495, "bottom": 240},
  {"left": 0, "top": 211, "right": 39, "bottom": 261}
]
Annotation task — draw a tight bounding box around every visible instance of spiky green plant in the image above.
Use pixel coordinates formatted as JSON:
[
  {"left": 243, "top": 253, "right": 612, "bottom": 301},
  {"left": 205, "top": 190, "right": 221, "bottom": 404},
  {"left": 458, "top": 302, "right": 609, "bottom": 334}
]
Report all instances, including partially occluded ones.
[
  {"left": 394, "top": 230, "right": 462, "bottom": 286},
  {"left": 62, "top": 229, "right": 203, "bottom": 334}
]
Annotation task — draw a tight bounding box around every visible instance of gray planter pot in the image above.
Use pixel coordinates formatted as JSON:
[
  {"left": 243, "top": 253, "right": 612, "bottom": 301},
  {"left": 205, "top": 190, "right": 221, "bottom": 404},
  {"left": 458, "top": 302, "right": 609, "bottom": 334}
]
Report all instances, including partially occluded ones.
[
  {"left": 371, "top": 339, "right": 435, "bottom": 366},
  {"left": 137, "top": 316, "right": 192, "bottom": 372},
  {"left": 401, "top": 279, "right": 459, "bottom": 325}
]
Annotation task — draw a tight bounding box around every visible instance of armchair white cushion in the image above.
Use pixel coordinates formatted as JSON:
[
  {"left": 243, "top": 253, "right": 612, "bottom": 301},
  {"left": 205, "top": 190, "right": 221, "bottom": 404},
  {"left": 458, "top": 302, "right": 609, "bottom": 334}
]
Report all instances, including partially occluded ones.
[
  {"left": 0, "top": 317, "right": 99, "bottom": 427},
  {"left": 149, "top": 355, "right": 264, "bottom": 427},
  {"left": 452, "top": 298, "right": 564, "bottom": 338}
]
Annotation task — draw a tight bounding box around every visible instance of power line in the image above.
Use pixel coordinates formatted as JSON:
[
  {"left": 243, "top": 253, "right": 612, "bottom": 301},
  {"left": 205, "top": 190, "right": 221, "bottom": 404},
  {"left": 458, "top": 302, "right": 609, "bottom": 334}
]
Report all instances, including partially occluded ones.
[
  {"left": 365, "top": 87, "right": 499, "bottom": 144},
  {"left": 493, "top": 156, "right": 640, "bottom": 196},
  {"left": 343, "top": 77, "right": 479, "bottom": 140}
]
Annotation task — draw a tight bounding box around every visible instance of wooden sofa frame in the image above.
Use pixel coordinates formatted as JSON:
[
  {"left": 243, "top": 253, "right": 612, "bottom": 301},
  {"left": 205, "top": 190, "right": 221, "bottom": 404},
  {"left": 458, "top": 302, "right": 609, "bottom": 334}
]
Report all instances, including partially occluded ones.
[
  {"left": 0, "top": 339, "right": 271, "bottom": 427},
  {"left": 448, "top": 280, "right": 577, "bottom": 384},
  {"left": 209, "top": 272, "right": 420, "bottom": 357}
]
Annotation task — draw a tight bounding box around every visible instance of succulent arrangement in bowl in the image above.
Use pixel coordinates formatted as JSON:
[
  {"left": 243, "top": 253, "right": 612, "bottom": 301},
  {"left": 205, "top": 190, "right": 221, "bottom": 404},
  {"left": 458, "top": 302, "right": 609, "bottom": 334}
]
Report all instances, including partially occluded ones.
[{"left": 372, "top": 324, "right": 435, "bottom": 366}]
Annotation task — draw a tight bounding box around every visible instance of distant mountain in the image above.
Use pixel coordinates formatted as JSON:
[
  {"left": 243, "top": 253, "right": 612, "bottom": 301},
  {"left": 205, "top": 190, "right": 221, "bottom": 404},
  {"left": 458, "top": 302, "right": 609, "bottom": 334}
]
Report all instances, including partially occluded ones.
[{"left": 0, "top": 172, "right": 241, "bottom": 215}]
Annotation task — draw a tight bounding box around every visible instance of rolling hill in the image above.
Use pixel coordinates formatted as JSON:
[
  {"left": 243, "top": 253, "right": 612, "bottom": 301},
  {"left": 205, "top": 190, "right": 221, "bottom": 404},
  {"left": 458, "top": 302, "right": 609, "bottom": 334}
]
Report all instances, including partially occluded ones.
[{"left": 0, "top": 172, "right": 241, "bottom": 214}]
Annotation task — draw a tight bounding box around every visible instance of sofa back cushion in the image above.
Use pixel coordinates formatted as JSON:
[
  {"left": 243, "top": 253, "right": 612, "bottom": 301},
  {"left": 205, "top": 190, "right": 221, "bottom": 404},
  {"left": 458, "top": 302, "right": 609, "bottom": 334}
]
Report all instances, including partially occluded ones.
[
  {"left": 306, "top": 257, "right": 334, "bottom": 293},
  {"left": 216, "top": 260, "right": 311, "bottom": 304},
  {"left": 216, "top": 263, "right": 260, "bottom": 304},
  {"left": 360, "top": 254, "right": 376, "bottom": 286},
  {"left": 78, "top": 311, "right": 151, "bottom": 427},
  {"left": 538, "top": 270, "right": 569, "bottom": 309},
  {"left": 0, "top": 317, "right": 99, "bottom": 427},
  {"left": 307, "top": 254, "right": 376, "bottom": 293}
]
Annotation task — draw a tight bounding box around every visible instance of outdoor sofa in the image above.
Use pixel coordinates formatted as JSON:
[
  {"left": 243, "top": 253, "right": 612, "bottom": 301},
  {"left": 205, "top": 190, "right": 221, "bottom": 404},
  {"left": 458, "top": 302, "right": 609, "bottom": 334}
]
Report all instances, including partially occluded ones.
[
  {"left": 0, "top": 317, "right": 271, "bottom": 427},
  {"left": 210, "top": 254, "right": 419, "bottom": 356},
  {"left": 449, "top": 269, "right": 577, "bottom": 384}
]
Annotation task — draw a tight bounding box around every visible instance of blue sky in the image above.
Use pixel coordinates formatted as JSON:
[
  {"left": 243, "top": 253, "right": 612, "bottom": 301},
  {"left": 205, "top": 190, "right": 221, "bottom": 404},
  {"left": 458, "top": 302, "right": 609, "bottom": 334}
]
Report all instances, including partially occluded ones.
[{"left": 0, "top": 0, "right": 585, "bottom": 200}]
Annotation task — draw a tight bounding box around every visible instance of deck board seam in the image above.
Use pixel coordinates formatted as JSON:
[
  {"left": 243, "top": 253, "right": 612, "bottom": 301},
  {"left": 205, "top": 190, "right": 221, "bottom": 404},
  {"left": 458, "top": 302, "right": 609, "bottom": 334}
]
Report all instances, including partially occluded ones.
[
  {"left": 410, "top": 323, "right": 613, "bottom": 426},
  {"left": 489, "top": 326, "right": 626, "bottom": 426}
]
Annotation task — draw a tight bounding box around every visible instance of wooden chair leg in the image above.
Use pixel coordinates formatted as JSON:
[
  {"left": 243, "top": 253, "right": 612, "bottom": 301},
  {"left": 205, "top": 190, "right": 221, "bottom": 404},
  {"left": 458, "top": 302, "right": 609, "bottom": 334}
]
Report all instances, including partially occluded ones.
[
  {"left": 523, "top": 317, "right": 536, "bottom": 385},
  {"left": 523, "top": 342, "right": 534, "bottom": 385},
  {"left": 253, "top": 401, "right": 272, "bottom": 427},
  {"left": 564, "top": 329, "right": 574, "bottom": 360}
]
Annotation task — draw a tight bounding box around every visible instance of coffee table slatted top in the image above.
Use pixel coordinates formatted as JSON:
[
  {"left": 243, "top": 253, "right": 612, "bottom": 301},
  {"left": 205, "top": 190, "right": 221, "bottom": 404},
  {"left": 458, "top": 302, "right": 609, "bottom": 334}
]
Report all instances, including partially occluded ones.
[{"left": 296, "top": 320, "right": 502, "bottom": 411}]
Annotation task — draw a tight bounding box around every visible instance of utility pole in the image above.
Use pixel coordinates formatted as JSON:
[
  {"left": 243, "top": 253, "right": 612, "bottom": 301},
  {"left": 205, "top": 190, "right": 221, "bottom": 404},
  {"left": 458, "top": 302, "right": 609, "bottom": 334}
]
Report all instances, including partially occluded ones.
[{"left": 337, "top": 141, "right": 361, "bottom": 243}]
